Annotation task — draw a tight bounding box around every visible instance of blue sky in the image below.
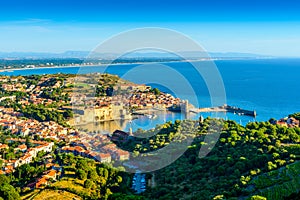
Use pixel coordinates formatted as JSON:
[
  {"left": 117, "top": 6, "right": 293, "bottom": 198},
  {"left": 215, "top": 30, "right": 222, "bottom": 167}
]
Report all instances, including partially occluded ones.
[{"left": 1, "top": 0, "right": 300, "bottom": 56}]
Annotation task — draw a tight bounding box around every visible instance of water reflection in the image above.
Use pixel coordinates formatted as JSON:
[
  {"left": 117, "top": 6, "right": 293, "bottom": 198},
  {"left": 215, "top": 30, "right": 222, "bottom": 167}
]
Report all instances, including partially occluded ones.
[
  {"left": 76, "top": 111, "right": 255, "bottom": 134},
  {"left": 76, "top": 111, "right": 188, "bottom": 133}
]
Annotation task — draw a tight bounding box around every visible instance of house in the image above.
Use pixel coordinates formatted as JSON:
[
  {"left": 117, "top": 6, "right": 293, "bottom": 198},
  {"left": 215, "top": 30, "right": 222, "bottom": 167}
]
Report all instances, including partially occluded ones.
[
  {"left": 9, "top": 159, "right": 20, "bottom": 168},
  {"left": 97, "top": 153, "right": 112, "bottom": 163},
  {"left": 4, "top": 165, "right": 15, "bottom": 173},
  {"left": 111, "top": 130, "right": 131, "bottom": 142},
  {"left": 101, "top": 143, "right": 118, "bottom": 153},
  {"left": 36, "top": 142, "right": 54, "bottom": 153},
  {"left": 35, "top": 177, "right": 48, "bottom": 188},
  {"left": 61, "top": 146, "right": 85, "bottom": 157},
  {"left": 0, "top": 143, "right": 9, "bottom": 150},
  {"left": 19, "top": 128, "right": 30, "bottom": 137},
  {"left": 15, "top": 144, "right": 27, "bottom": 152},
  {"left": 287, "top": 117, "right": 300, "bottom": 127},
  {"left": 43, "top": 170, "right": 57, "bottom": 181},
  {"left": 46, "top": 163, "right": 54, "bottom": 169},
  {"left": 74, "top": 146, "right": 85, "bottom": 156},
  {"left": 18, "top": 153, "right": 33, "bottom": 166},
  {"left": 114, "top": 150, "right": 130, "bottom": 161},
  {"left": 61, "top": 146, "right": 75, "bottom": 154},
  {"left": 276, "top": 117, "right": 299, "bottom": 128},
  {"left": 35, "top": 169, "right": 59, "bottom": 188},
  {"left": 276, "top": 119, "right": 288, "bottom": 127}
]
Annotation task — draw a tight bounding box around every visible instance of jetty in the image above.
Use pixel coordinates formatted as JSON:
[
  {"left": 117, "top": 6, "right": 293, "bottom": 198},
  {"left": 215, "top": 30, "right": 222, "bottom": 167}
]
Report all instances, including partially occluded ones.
[{"left": 190, "top": 104, "right": 256, "bottom": 117}]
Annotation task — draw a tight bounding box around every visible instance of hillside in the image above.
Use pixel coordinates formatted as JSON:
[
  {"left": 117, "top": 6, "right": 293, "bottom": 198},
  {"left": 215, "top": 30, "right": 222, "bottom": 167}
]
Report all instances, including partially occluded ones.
[{"left": 118, "top": 117, "right": 300, "bottom": 199}]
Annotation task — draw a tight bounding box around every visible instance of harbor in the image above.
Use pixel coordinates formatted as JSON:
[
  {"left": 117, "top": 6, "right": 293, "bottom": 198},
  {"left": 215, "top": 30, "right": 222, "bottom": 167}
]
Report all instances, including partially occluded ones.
[{"left": 190, "top": 104, "right": 257, "bottom": 117}]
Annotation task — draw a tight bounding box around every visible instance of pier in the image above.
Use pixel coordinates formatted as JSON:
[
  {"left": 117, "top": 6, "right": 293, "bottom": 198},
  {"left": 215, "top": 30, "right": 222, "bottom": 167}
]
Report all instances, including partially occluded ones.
[{"left": 190, "top": 104, "right": 256, "bottom": 117}]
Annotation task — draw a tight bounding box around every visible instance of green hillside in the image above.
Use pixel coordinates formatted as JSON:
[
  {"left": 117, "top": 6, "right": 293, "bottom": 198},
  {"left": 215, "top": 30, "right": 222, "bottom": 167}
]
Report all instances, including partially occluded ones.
[{"left": 119, "top": 116, "right": 300, "bottom": 199}]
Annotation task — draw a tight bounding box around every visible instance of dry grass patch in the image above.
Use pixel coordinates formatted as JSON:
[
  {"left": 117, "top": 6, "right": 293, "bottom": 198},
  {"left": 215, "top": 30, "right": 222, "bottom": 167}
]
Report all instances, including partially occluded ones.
[
  {"left": 53, "top": 178, "right": 87, "bottom": 194},
  {"left": 32, "top": 189, "right": 81, "bottom": 200},
  {"left": 21, "top": 190, "right": 40, "bottom": 200}
]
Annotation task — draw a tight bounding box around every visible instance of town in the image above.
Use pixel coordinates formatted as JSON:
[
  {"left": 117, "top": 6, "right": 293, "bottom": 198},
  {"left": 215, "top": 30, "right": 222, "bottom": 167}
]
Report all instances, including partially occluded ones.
[{"left": 0, "top": 73, "right": 188, "bottom": 193}]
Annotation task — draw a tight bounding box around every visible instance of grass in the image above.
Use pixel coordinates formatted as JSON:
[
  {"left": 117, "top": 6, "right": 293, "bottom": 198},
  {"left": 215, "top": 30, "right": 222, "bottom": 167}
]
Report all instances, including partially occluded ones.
[
  {"left": 53, "top": 177, "right": 86, "bottom": 193},
  {"left": 52, "top": 177, "right": 94, "bottom": 198},
  {"left": 31, "top": 189, "right": 81, "bottom": 200},
  {"left": 73, "top": 82, "right": 91, "bottom": 89},
  {"left": 21, "top": 190, "right": 40, "bottom": 200},
  {"left": 64, "top": 170, "right": 76, "bottom": 178}
]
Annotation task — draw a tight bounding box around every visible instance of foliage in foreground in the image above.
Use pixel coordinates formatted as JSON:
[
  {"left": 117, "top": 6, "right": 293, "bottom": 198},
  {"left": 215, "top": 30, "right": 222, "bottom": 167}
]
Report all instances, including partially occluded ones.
[{"left": 121, "top": 117, "right": 300, "bottom": 200}]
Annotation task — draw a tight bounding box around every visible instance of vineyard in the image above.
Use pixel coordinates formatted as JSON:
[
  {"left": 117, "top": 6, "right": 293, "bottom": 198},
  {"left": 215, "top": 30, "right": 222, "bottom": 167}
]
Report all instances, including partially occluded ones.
[{"left": 250, "top": 161, "right": 300, "bottom": 199}]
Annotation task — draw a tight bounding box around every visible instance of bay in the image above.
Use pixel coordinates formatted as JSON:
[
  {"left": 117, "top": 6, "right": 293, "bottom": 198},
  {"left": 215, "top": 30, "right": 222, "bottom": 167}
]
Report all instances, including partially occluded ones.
[{"left": 1, "top": 58, "right": 299, "bottom": 132}]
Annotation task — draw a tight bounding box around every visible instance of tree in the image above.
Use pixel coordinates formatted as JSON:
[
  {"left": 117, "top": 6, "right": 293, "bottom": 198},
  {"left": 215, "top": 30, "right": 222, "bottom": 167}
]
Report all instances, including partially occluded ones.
[
  {"left": 84, "top": 179, "right": 93, "bottom": 189},
  {"left": 213, "top": 195, "right": 225, "bottom": 200},
  {"left": 63, "top": 109, "right": 73, "bottom": 118},
  {"left": 103, "top": 168, "right": 109, "bottom": 180},
  {"left": 0, "top": 175, "right": 20, "bottom": 200},
  {"left": 109, "top": 193, "right": 145, "bottom": 200},
  {"left": 152, "top": 88, "right": 160, "bottom": 95},
  {"left": 76, "top": 169, "right": 87, "bottom": 180},
  {"left": 0, "top": 175, "right": 9, "bottom": 186},
  {"left": 76, "top": 159, "right": 89, "bottom": 171},
  {"left": 250, "top": 195, "right": 267, "bottom": 200},
  {"left": 0, "top": 184, "right": 20, "bottom": 200},
  {"left": 25, "top": 136, "right": 33, "bottom": 148},
  {"left": 267, "top": 161, "right": 277, "bottom": 171},
  {"left": 88, "top": 169, "right": 98, "bottom": 181}
]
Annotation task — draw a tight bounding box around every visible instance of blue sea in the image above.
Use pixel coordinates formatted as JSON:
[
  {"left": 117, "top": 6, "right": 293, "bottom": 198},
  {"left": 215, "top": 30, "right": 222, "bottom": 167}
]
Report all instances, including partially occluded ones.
[{"left": 1, "top": 58, "right": 300, "bottom": 132}]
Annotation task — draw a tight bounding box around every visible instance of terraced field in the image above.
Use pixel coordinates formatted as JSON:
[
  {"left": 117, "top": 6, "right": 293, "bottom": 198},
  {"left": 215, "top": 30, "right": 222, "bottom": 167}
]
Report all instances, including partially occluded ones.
[{"left": 249, "top": 161, "right": 300, "bottom": 199}]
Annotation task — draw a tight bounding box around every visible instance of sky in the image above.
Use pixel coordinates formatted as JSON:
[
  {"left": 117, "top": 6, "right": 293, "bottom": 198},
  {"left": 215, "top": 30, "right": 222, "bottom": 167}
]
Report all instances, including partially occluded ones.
[{"left": 1, "top": 0, "right": 300, "bottom": 56}]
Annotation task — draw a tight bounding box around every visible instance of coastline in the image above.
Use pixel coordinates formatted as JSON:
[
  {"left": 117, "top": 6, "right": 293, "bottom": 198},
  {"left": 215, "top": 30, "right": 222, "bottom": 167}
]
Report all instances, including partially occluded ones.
[
  {"left": 0, "top": 57, "right": 298, "bottom": 125},
  {"left": 0, "top": 59, "right": 201, "bottom": 72},
  {"left": 0, "top": 57, "right": 274, "bottom": 73}
]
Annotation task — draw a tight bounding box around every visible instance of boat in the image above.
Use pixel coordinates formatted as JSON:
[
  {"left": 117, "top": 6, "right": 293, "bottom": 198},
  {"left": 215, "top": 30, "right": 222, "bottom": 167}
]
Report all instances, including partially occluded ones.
[{"left": 146, "top": 114, "right": 157, "bottom": 119}]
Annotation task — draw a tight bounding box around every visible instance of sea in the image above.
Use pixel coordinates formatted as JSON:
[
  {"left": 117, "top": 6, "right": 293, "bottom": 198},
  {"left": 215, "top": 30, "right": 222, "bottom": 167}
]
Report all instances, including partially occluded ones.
[{"left": 1, "top": 58, "right": 299, "bottom": 133}]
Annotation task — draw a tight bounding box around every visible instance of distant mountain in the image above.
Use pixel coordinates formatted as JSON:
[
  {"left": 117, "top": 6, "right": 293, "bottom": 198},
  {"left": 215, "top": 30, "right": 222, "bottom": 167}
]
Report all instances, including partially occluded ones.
[
  {"left": 208, "top": 52, "right": 269, "bottom": 58},
  {"left": 0, "top": 51, "right": 89, "bottom": 59},
  {"left": 0, "top": 51, "right": 270, "bottom": 59}
]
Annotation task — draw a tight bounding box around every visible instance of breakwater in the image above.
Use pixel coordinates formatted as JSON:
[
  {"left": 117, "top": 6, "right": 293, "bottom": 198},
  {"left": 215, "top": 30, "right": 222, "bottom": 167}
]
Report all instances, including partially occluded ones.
[{"left": 191, "top": 104, "right": 256, "bottom": 117}]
